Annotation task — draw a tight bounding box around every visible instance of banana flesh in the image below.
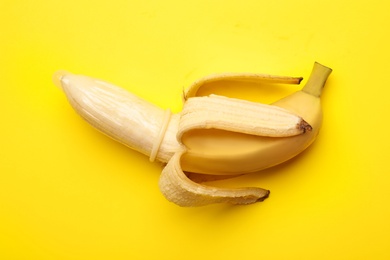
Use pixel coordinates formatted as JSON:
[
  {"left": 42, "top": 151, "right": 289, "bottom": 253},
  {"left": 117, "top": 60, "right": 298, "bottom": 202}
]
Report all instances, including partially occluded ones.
[{"left": 53, "top": 62, "right": 332, "bottom": 207}]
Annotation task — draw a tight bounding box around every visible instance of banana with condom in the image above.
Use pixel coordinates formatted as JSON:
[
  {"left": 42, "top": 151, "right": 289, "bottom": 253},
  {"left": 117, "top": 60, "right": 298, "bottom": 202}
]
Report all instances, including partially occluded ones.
[{"left": 53, "top": 62, "right": 332, "bottom": 206}]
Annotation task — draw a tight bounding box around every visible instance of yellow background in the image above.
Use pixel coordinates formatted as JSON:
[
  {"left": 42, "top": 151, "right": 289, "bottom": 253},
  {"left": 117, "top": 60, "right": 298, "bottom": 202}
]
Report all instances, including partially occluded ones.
[{"left": 1, "top": 0, "right": 389, "bottom": 259}]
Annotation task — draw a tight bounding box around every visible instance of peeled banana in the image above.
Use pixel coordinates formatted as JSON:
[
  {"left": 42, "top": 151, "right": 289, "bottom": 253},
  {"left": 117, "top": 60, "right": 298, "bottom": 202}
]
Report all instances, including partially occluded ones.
[{"left": 53, "top": 62, "right": 332, "bottom": 207}]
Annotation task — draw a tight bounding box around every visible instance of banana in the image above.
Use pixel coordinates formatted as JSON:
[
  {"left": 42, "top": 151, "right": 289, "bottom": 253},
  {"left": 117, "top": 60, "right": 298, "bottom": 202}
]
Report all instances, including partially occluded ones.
[{"left": 53, "top": 62, "right": 332, "bottom": 207}]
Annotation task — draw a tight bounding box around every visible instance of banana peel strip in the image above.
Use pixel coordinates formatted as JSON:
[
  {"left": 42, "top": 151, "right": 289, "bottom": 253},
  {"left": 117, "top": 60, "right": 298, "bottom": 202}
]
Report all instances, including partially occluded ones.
[{"left": 159, "top": 149, "right": 270, "bottom": 207}]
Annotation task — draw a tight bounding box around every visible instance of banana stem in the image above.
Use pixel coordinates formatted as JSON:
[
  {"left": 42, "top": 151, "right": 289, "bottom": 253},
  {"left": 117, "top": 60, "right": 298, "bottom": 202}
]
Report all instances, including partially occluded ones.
[{"left": 302, "top": 62, "right": 332, "bottom": 97}]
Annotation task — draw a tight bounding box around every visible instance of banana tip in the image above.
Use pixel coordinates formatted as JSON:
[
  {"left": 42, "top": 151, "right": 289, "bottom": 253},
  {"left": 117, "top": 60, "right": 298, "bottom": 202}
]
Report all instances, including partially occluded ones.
[
  {"left": 52, "top": 70, "right": 71, "bottom": 91},
  {"left": 257, "top": 190, "right": 270, "bottom": 202},
  {"left": 299, "top": 120, "right": 312, "bottom": 133}
]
